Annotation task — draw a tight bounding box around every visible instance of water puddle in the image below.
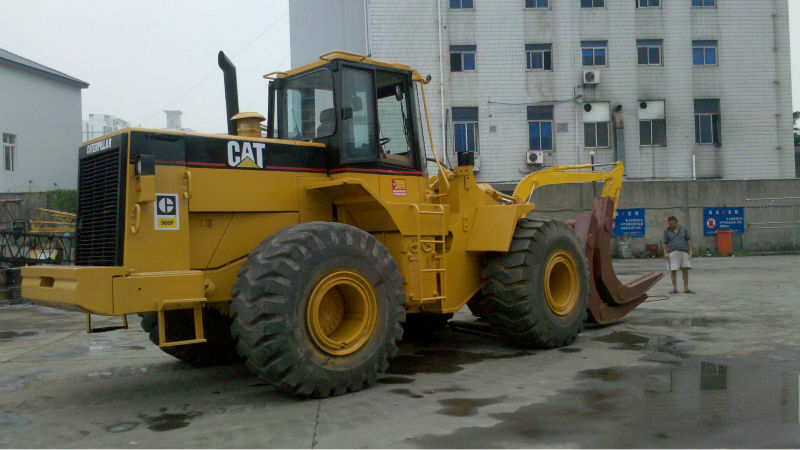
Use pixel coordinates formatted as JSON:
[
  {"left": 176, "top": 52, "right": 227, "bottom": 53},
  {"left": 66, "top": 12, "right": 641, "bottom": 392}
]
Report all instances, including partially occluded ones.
[
  {"left": 558, "top": 347, "right": 582, "bottom": 353},
  {"left": 592, "top": 331, "right": 685, "bottom": 356},
  {"left": 437, "top": 396, "right": 506, "bottom": 417},
  {"left": 376, "top": 376, "right": 415, "bottom": 385},
  {"left": 388, "top": 349, "right": 530, "bottom": 376},
  {"left": 0, "top": 413, "right": 30, "bottom": 428},
  {"left": 629, "top": 317, "right": 732, "bottom": 328},
  {"left": 0, "top": 369, "right": 52, "bottom": 393},
  {"left": 411, "top": 359, "right": 800, "bottom": 448},
  {"left": 0, "top": 330, "right": 39, "bottom": 342},
  {"left": 138, "top": 408, "right": 201, "bottom": 432}
]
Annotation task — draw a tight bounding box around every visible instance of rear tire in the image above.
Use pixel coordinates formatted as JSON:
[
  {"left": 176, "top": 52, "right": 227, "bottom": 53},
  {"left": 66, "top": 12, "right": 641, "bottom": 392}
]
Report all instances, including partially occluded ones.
[
  {"left": 230, "top": 222, "right": 406, "bottom": 398},
  {"left": 139, "top": 308, "right": 241, "bottom": 366},
  {"left": 481, "top": 216, "right": 589, "bottom": 348}
]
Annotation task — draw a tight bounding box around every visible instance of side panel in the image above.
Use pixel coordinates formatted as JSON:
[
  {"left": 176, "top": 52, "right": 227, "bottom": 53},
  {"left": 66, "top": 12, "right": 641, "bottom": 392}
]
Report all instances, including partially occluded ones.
[
  {"left": 206, "top": 212, "right": 300, "bottom": 268},
  {"left": 466, "top": 205, "right": 527, "bottom": 252},
  {"left": 124, "top": 164, "right": 191, "bottom": 272}
]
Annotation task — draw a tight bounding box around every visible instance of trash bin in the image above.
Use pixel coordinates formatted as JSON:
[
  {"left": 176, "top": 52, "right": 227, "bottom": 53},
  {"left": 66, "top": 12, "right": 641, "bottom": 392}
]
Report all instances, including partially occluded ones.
[{"left": 716, "top": 229, "right": 732, "bottom": 256}]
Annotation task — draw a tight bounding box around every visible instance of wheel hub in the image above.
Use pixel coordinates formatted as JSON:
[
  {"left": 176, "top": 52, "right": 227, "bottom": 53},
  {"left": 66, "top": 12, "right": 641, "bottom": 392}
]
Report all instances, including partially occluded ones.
[
  {"left": 544, "top": 250, "right": 579, "bottom": 316},
  {"left": 306, "top": 271, "right": 377, "bottom": 356}
]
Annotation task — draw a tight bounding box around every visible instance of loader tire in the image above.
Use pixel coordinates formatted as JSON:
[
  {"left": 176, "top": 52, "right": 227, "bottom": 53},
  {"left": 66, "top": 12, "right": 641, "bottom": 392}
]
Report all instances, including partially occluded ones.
[
  {"left": 139, "top": 308, "right": 241, "bottom": 366},
  {"left": 481, "top": 216, "right": 589, "bottom": 348},
  {"left": 230, "top": 222, "right": 406, "bottom": 398}
]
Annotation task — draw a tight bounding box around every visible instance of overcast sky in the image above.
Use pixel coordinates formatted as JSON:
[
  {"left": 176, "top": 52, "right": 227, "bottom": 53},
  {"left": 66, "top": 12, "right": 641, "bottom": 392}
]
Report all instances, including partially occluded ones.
[{"left": 0, "top": 0, "right": 798, "bottom": 133}]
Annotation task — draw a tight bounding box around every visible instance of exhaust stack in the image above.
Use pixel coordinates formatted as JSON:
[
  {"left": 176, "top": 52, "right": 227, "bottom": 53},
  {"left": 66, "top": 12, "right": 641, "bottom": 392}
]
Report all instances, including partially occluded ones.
[{"left": 218, "top": 51, "right": 240, "bottom": 135}]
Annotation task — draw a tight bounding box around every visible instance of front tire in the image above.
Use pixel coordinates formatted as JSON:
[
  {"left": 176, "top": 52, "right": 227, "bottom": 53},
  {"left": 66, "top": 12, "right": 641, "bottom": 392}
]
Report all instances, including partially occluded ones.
[
  {"left": 481, "top": 216, "right": 589, "bottom": 348},
  {"left": 230, "top": 222, "right": 406, "bottom": 398}
]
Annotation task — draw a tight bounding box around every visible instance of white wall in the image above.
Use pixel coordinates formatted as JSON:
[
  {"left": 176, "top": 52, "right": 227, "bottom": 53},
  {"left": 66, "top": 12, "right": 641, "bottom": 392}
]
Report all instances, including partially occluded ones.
[
  {"left": 289, "top": 0, "right": 367, "bottom": 67},
  {"left": 291, "top": 0, "right": 794, "bottom": 181},
  {"left": 0, "top": 64, "right": 83, "bottom": 192}
]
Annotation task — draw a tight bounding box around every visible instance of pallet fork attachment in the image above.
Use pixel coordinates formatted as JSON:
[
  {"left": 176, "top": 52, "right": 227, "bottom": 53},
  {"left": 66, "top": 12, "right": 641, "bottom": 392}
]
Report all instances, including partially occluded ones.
[{"left": 569, "top": 197, "right": 664, "bottom": 324}]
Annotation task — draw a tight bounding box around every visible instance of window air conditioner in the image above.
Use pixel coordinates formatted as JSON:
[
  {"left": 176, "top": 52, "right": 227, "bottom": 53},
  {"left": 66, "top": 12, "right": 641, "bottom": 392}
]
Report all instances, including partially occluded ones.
[
  {"left": 583, "top": 70, "right": 600, "bottom": 85},
  {"left": 526, "top": 150, "right": 544, "bottom": 165}
]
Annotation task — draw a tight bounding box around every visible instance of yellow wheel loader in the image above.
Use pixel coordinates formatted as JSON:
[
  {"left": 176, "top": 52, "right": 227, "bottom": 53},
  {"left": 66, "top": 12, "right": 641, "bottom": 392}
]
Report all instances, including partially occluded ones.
[{"left": 21, "top": 51, "right": 661, "bottom": 397}]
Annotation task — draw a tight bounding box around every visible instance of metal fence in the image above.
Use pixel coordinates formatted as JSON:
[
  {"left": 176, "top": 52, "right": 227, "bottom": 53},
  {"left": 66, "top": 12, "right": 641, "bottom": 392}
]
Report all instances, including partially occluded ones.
[{"left": 744, "top": 197, "right": 800, "bottom": 252}]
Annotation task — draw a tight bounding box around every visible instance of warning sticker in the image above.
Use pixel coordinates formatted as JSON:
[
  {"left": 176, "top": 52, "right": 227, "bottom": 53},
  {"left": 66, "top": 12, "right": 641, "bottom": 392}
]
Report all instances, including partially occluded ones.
[
  {"left": 154, "top": 193, "right": 179, "bottom": 230},
  {"left": 391, "top": 179, "right": 407, "bottom": 197}
]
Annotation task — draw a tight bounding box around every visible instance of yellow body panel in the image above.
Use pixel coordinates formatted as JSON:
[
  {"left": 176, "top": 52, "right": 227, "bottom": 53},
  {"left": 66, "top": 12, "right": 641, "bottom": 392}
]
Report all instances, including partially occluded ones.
[
  {"left": 466, "top": 205, "right": 528, "bottom": 252},
  {"left": 22, "top": 266, "right": 128, "bottom": 315},
  {"left": 113, "top": 271, "right": 205, "bottom": 314}
]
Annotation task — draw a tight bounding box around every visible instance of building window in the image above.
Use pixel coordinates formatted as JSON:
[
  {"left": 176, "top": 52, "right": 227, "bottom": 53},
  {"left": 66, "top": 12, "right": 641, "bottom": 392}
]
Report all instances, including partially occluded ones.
[
  {"left": 581, "top": 0, "right": 604, "bottom": 7},
  {"left": 692, "top": 0, "right": 715, "bottom": 7},
  {"left": 694, "top": 99, "right": 720, "bottom": 145},
  {"left": 526, "top": 44, "right": 552, "bottom": 71},
  {"left": 3, "top": 133, "right": 16, "bottom": 171},
  {"left": 581, "top": 41, "right": 607, "bottom": 66},
  {"left": 452, "top": 107, "right": 479, "bottom": 153},
  {"left": 692, "top": 40, "right": 717, "bottom": 66},
  {"left": 525, "top": 0, "right": 549, "bottom": 8},
  {"left": 450, "top": 0, "right": 474, "bottom": 9},
  {"left": 640, "top": 120, "right": 666, "bottom": 146},
  {"left": 584, "top": 122, "right": 610, "bottom": 148},
  {"left": 637, "top": 40, "right": 662, "bottom": 65},
  {"left": 450, "top": 45, "right": 477, "bottom": 72},
  {"left": 637, "top": 0, "right": 660, "bottom": 6},
  {"left": 528, "top": 106, "right": 554, "bottom": 151}
]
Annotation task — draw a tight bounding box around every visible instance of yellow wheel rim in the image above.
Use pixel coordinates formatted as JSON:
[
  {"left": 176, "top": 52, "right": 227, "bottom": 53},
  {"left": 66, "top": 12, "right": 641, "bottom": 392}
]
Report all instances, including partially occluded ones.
[
  {"left": 306, "top": 270, "right": 377, "bottom": 356},
  {"left": 544, "top": 250, "right": 579, "bottom": 316}
]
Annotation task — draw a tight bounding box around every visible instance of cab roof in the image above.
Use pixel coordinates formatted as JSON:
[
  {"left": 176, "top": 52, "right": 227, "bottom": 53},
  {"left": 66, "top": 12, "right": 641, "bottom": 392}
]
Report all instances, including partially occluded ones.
[{"left": 264, "top": 50, "right": 425, "bottom": 82}]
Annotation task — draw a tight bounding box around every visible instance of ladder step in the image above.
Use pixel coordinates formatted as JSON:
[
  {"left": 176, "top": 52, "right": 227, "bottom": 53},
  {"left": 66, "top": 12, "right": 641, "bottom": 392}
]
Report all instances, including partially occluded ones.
[
  {"left": 420, "top": 296, "right": 446, "bottom": 302},
  {"left": 421, "top": 268, "right": 445, "bottom": 273},
  {"left": 420, "top": 239, "right": 445, "bottom": 244},
  {"left": 419, "top": 211, "right": 444, "bottom": 215}
]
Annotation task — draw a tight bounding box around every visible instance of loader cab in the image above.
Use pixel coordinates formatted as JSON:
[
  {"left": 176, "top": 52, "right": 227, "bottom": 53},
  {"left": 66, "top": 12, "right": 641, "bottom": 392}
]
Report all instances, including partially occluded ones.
[{"left": 269, "top": 56, "right": 427, "bottom": 175}]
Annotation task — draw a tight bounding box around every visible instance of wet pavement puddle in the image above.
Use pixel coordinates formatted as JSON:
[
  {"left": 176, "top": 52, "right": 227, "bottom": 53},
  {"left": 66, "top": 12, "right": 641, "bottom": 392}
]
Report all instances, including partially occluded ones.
[
  {"left": 0, "top": 330, "right": 39, "bottom": 342},
  {"left": 437, "top": 396, "right": 506, "bottom": 417},
  {"left": 137, "top": 408, "right": 202, "bottom": 432},
  {"left": 410, "top": 358, "right": 800, "bottom": 448}
]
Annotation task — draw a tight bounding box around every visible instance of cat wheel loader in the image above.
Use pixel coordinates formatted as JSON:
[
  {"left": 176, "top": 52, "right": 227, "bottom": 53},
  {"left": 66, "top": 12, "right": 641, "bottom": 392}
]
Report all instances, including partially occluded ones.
[{"left": 21, "top": 51, "right": 661, "bottom": 397}]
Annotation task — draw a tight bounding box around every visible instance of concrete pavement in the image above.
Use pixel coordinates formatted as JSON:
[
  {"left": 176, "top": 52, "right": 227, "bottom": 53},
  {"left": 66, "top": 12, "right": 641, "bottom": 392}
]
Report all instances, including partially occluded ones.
[{"left": 1, "top": 255, "right": 799, "bottom": 448}]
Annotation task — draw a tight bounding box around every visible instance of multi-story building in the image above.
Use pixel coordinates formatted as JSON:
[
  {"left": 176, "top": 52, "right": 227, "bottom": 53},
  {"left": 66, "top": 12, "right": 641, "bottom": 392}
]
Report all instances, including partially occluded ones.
[
  {"left": 289, "top": 0, "right": 794, "bottom": 180},
  {"left": 82, "top": 114, "right": 130, "bottom": 142}
]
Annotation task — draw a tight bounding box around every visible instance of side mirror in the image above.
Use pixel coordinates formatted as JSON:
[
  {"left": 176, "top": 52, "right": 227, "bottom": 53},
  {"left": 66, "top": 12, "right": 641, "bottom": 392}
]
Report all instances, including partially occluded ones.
[{"left": 395, "top": 85, "right": 403, "bottom": 101}]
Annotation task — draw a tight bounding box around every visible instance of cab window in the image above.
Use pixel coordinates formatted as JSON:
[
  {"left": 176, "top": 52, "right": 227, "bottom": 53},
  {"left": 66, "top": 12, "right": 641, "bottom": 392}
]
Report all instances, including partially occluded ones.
[
  {"left": 340, "top": 66, "right": 378, "bottom": 161},
  {"left": 276, "top": 70, "right": 334, "bottom": 141},
  {"left": 376, "top": 71, "right": 416, "bottom": 167}
]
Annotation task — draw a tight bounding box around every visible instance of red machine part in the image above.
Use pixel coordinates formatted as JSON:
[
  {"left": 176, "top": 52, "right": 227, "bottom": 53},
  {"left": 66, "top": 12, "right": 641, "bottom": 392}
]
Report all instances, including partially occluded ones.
[{"left": 568, "top": 197, "right": 664, "bottom": 324}]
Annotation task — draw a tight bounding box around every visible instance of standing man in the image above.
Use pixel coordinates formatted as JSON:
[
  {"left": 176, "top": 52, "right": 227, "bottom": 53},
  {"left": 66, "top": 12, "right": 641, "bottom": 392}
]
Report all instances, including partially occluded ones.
[{"left": 663, "top": 216, "right": 694, "bottom": 294}]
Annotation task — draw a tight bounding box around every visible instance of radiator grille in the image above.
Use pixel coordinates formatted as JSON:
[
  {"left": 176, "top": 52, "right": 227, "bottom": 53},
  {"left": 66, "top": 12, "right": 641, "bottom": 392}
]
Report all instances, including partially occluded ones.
[{"left": 75, "top": 148, "right": 125, "bottom": 266}]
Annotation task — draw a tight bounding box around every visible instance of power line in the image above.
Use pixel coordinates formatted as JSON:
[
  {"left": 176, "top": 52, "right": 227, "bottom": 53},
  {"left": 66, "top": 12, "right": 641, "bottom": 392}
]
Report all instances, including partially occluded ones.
[{"left": 138, "top": 11, "right": 288, "bottom": 126}]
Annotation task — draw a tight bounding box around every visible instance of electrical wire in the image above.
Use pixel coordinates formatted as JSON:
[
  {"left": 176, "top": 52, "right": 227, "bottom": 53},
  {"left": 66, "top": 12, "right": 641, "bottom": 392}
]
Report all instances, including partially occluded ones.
[{"left": 138, "top": 11, "right": 288, "bottom": 126}]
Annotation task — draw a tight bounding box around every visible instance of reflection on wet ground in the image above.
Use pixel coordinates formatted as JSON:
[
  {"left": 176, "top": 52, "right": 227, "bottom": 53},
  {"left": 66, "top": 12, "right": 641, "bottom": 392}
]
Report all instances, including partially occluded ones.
[
  {"left": 408, "top": 327, "right": 800, "bottom": 448},
  {"left": 412, "top": 356, "right": 800, "bottom": 448}
]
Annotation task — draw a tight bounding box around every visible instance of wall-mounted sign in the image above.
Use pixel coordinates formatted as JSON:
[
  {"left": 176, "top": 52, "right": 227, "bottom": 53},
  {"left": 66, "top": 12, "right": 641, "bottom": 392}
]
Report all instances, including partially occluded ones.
[
  {"left": 703, "top": 207, "right": 744, "bottom": 236},
  {"left": 612, "top": 208, "right": 645, "bottom": 237}
]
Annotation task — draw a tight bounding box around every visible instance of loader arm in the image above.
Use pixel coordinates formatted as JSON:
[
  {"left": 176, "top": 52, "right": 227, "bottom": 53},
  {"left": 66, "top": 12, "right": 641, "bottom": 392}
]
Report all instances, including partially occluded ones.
[
  {"left": 513, "top": 162, "right": 625, "bottom": 214},
  {"left": 512, "top": 161, "right": 662, "bottom": 324}
]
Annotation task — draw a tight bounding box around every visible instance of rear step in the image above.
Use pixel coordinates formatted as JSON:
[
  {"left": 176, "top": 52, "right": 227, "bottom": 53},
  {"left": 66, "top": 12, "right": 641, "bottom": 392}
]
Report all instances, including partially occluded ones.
[{"left": 568, "top": 197, "right": 664, "bottom": 324}]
